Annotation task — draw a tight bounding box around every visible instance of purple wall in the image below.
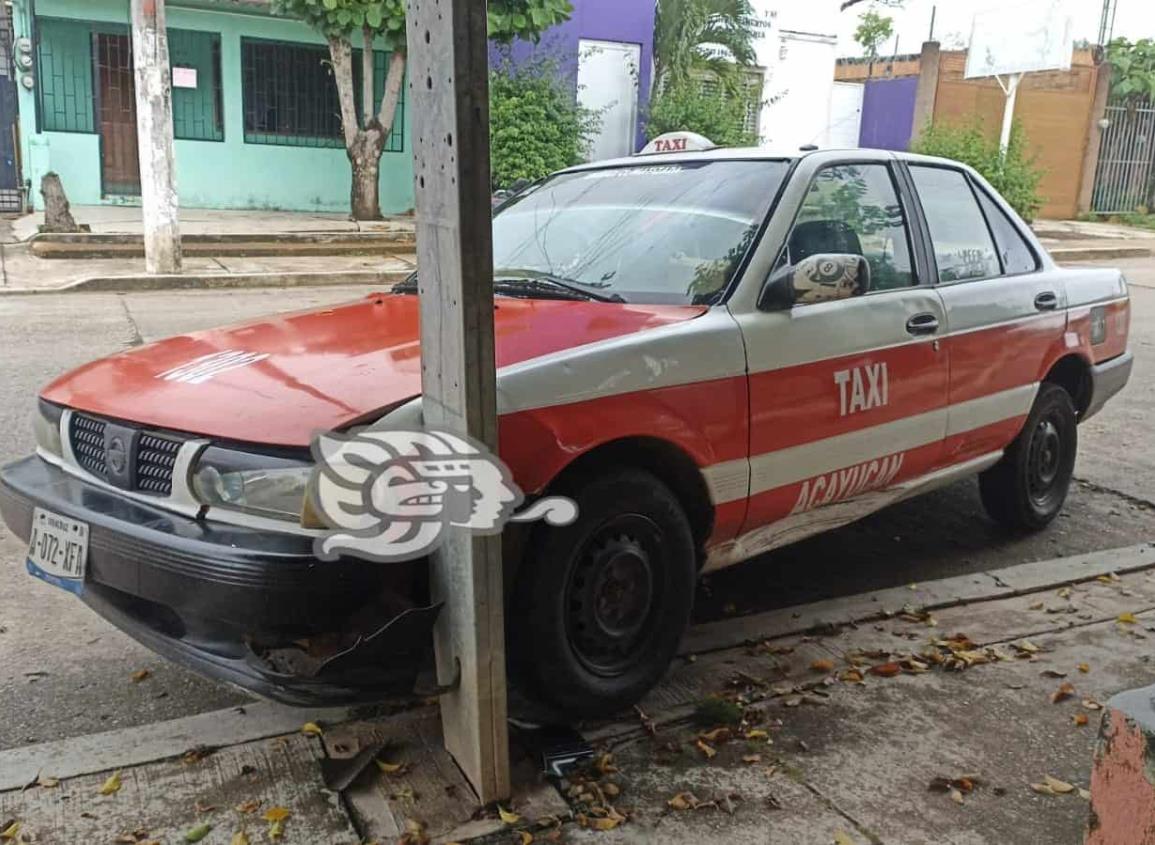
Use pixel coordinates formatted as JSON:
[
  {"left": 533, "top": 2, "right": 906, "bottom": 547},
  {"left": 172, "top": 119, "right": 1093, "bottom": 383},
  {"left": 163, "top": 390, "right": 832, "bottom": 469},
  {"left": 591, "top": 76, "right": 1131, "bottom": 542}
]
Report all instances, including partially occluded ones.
[
  {"left": 490, "top": 0, "right": 655, "bottom": 150},
  {"left": 858, "top": 76, "right": 918, "bottom": 151}
]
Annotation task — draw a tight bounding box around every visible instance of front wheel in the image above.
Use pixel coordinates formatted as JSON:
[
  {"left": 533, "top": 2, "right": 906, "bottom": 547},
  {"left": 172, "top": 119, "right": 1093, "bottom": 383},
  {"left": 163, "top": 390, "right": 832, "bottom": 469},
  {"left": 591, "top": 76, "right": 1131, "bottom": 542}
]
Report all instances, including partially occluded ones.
[
  {"left": 979, "top": 382, "right": 1078, "bottom": 531},
  {"left": 510, "top": 468, "right": 696, "bottom": 719}
]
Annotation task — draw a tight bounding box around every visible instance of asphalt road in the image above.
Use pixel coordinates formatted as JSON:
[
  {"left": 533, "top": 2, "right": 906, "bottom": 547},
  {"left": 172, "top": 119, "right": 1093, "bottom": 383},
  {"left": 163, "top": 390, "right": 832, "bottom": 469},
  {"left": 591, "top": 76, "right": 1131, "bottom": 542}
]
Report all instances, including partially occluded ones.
[{"left": 1, "top": 261, "right": 1153, "bottom": 751}]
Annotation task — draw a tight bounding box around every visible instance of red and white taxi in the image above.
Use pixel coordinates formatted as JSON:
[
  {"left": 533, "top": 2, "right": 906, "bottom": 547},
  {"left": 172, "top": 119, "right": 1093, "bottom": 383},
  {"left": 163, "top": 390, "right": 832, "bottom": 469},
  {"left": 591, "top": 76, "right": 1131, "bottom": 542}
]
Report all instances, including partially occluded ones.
[{"left": 0, "top": 145, "right": 1132, "bottom": 717}]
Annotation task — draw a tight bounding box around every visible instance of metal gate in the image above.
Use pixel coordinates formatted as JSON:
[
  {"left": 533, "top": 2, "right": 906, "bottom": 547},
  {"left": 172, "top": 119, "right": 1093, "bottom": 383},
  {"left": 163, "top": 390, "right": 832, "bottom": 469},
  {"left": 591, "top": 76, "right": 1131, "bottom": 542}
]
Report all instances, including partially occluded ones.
[
  {"left": 1092, "top": 100, "right": 1155, "bottom": 214},
  {"left": 0, "top": 2, "right": 24, "bottom": 212}
]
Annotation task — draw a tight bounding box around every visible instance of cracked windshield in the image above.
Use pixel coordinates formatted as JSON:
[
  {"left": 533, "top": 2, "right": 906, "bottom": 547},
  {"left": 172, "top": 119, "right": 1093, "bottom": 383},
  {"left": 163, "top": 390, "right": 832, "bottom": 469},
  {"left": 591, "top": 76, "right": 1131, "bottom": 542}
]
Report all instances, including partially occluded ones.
[{"left": 492, "top": 160, "right": 790, "bottom": 304}]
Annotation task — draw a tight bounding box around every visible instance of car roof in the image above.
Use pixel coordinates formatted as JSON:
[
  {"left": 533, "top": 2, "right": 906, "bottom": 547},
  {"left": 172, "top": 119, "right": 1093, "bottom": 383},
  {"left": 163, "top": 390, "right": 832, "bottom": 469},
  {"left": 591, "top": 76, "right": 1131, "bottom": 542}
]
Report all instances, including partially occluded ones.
[{"left": 559, "top": 147, "right": 963, "bottom": 174}]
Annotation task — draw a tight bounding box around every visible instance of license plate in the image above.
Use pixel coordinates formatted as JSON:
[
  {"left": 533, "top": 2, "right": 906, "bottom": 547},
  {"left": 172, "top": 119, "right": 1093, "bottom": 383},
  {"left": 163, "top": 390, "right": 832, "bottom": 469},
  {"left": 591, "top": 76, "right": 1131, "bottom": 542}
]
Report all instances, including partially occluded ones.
[{"left": 26, "top": 508, "right": 89, "bottom": 596}]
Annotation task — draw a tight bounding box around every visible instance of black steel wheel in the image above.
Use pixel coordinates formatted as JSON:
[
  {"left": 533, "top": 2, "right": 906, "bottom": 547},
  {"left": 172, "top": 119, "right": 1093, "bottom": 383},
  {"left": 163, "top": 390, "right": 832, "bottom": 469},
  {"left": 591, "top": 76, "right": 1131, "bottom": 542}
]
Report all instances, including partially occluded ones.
[
  {"left": 980, "top": 382, "right": 1078, "bottom": 531},
  {"left": 510, "top": 468, "right": 696, "bottom": 718}
]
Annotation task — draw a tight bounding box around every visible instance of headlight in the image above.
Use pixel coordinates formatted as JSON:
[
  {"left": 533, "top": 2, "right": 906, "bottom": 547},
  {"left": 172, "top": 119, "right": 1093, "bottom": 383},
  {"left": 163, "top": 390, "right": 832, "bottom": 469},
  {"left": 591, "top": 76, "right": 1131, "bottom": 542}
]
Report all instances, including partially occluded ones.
[
  {"left": 192, "top": 446, "right": 314, "bottom": 522},
  {"left": 34, "top": 400, "right": 64, "bottom": 458}
]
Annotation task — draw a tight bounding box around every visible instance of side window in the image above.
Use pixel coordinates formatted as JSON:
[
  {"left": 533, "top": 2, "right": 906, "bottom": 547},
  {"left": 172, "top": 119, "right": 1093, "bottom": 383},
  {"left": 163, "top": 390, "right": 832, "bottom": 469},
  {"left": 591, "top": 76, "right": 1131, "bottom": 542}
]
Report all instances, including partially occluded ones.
[
  {"left": 909, "top": 166, "right": 1001, "bottom": 283},
  {"left": 975, "top": 188, "right": 1040, "bottom": 275},
  {"left": 786, "top": 163, "right": 915, "bottom": 292}
]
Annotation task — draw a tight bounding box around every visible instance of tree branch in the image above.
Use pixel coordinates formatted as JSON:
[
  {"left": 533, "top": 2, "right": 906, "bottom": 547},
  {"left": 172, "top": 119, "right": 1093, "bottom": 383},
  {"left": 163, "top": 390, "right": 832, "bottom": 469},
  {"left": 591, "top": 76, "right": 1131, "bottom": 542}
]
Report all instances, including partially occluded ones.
[
  {"left": 377, "top": 49, "right": 407, "bottom": 134},
  {"left": 327, "top": 35, "right": 360, "bottom": 148},
  {"left": 362, "top": 26, "right": 374, "bottom": 128}
]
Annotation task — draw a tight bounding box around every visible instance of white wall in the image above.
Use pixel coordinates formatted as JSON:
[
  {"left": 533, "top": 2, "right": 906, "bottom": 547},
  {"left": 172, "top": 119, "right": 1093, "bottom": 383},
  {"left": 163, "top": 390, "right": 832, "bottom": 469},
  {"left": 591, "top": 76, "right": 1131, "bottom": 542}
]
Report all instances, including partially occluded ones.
[{"left": 749, "top": 0, "right": 842, "bottom": 150}]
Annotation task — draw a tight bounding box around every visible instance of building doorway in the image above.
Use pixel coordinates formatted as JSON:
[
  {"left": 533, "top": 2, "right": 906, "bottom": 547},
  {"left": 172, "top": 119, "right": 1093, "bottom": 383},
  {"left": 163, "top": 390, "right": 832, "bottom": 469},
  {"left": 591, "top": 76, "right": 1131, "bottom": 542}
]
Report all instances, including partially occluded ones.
[
  {"left": 94, "top": 32, "right": 140, "bottom": 197},
  {"left": 577, "top": 39, "right": 640, "bottom": 161}
]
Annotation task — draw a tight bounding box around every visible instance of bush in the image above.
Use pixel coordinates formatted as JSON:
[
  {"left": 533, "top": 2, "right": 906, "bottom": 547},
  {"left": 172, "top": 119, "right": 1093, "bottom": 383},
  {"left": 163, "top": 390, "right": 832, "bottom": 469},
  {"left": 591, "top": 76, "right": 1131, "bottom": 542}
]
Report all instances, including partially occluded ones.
[
  {"left": 911, "top": 121, "right": 1044, "bottom": 220},
  {"left": 646, "top": 81, "right": 757, "bottom": 148},
  {"left": 489, "top": 60, "right": 599, "bottom": 190}
]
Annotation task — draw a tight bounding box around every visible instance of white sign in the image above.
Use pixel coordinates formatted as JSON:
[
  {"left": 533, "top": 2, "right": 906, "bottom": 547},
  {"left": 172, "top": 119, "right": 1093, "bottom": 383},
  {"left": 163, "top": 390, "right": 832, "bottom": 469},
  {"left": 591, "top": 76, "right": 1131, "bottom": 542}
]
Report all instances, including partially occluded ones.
[
  {"left": 965, "top": 0, "right": 1074, "bottom": 79},
  {"left": 172, "top": 66, "right": 198, "bottom": 89}
]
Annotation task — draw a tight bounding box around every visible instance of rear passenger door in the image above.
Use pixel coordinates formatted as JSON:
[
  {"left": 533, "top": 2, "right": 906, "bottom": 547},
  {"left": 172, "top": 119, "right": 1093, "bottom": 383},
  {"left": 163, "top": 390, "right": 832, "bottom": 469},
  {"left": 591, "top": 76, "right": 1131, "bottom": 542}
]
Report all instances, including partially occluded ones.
[{"left": 904, "top": 163, "right": 1064, "bottom": 467}]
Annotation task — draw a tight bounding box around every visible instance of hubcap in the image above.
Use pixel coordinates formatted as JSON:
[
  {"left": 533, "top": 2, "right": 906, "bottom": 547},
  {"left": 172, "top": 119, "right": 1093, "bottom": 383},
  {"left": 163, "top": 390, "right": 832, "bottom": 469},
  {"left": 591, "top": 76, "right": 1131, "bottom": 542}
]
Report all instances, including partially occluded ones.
[
  {"left": 1027, "top": 415, "right": 1064, "bottom": 504},
  {"left": 565, "top": 516, "right": 662, "bottom": 677}
]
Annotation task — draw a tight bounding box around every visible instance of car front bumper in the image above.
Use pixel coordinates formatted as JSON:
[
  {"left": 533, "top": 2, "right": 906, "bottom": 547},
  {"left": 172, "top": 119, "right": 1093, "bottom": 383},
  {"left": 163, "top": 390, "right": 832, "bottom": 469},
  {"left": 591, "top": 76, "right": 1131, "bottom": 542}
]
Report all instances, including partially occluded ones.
[
  {"left": 1084, "top": 350, "right": 1134, "bottom": 422},
  {"left": 0, "top": 455, "right": 440, "bottom": 706}
]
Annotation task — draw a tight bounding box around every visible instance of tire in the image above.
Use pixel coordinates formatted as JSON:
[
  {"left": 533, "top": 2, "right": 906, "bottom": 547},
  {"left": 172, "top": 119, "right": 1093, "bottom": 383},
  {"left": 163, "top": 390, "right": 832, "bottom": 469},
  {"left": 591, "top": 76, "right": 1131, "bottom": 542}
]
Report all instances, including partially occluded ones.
[
  {"left": 979, "top": 382, "right": 1078, "bottom": 532},
  {"left": 510, "top": 468, "right": 696, "bottom": 718}
]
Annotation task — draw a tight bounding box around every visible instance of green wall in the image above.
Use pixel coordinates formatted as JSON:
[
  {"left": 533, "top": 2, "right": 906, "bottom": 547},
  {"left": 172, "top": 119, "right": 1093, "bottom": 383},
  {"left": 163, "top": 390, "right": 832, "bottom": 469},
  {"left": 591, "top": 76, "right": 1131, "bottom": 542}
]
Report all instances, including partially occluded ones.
[{"left": 12, "top": 0, "right": 414, "bottom": 213}]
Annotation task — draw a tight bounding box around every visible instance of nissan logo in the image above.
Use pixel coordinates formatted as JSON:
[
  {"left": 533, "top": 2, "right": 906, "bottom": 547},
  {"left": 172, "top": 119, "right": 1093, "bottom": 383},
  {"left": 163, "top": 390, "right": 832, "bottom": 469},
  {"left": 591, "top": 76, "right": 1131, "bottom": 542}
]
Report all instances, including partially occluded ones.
[{"left": 107, "top": 436, "right": 127, "bottom": 476}]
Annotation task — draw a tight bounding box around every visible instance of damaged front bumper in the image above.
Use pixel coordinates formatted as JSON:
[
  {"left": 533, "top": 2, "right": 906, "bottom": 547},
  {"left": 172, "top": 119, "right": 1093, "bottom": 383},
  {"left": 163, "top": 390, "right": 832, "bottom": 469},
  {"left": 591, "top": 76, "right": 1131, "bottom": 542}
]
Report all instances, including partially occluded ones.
[{"left": 0, "top": 455, "right": 440, "bottom": 706}]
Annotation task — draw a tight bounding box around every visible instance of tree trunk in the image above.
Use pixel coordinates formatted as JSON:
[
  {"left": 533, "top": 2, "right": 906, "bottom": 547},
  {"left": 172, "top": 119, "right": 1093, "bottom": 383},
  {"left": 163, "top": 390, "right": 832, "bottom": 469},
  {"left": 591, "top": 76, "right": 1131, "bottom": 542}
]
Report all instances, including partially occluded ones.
[{"left": 349, "top": 130, "right": 385, "bottom": 220}]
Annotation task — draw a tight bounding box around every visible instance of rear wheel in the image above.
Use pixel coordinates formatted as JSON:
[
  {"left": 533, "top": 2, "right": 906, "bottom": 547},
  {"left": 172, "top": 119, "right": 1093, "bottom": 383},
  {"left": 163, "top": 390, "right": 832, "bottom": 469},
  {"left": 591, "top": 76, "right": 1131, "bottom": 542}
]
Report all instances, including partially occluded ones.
[
  {"left": 979, "top": 382, "right": 1078, "bottom": 531},
  {"left": 510, "top": 468, "right": 696, "bottom": 718}
]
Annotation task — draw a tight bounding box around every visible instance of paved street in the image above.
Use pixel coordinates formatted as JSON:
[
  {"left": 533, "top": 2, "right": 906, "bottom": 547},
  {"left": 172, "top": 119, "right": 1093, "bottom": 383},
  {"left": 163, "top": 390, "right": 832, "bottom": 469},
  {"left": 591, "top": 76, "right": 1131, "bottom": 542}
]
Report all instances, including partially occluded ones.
[{"left": 1, "top": 260, "right": 1153, "bottom": 753}]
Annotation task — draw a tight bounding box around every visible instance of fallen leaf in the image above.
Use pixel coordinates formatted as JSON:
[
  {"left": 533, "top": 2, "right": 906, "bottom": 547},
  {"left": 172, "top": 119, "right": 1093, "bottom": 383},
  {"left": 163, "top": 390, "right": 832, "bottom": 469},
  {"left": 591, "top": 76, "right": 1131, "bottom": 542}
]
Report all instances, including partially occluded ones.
[
  {"left": 743, "top": 754, "right": 762, "bottom": 764},
  {"left": 1045, "top": 776, "right": 1076, "bottom": 794},
  {"left": 181, "top": 745, "right": 216, "bottom": 765},
  {"left": 1031, "top": 783, "right": 1056, "bottom": 796},
  {"left": 745, "top": 729, "right": 769, "bottom": 740},
  {"left": 184, "top": 823, "right": 213, "bottom": 843},
  {"left": 1079, "top": 788, "right": 1092, "bottom": 801},
  {"left": 1074, "top": 713, "right": 1090, "bottom": 727},
  {"left": 269, "top": 819, "right": 286, "bottom": 841},
  {"left": 810, "top": 659, "right": 835, "bottom": 673},
  {"left": 783, "top": 695, "right": 803, "bottom": 707},
  {"left": 375, "top": 759, "right": 406, "bottom": 774},
  {"left": 1014, "top": 641, "right": 1041, "bottom": 655},
  {"left": 235, "top": 800, "right": 261, "bottom": 814},
  {"left": 1083, "top": 699, "right": 1103, "bottom": 711},
  {"left": 1118, "top": 612, "right": 1138, "bottom": 625},
  {"left": 519, "top": 832, "right": 534, "bottom": 845},
  {"left": 667, "top": 792, "right": 698, "bottom": 811},
  {"left": 1098, "top": 573, "right": 1121, "bottom": 584},
  {"left": 194, "top": 801, "right": 217, "bottom": 814},
  {"left": 0, "top": 822, "right": 20, "bottom": 841},
  {"left": 36, "top": 775, "right": 59, "bottom": 788},
  {"left": 98, "top": 770, "right": 122, "bottom": 795},
  {"left": 230, "top": 833, "right": 250, "bottom": 845},
  {"left": 588, "top": 816, "right": 621, "bottom": 831},
  {"left": 869, "top": 662, "right": 902, "bottom": 677},
  {"left": 262, "top": 807, "right": 291, "bottom": 824},
  {"left": 131, "top": 669, "right": 151, "bottom": 683},
  {"left": 840, "top": 668, "right": 865, "bottom": 684},
  {"left": 594, "top": 753, "right": 618, "bottom": 774},
  {"left": 1058, "top": 587, "right": 1073, "bottom": 599},
  {"left": 950, "top": 788, "right": 965, "bottom": 805},
  {"left": 498, "top": 807, "right": 521, "bottom": 825},
  {"left": 399, "top": 819, "right": 428, "bottom": 845},
  {"left": 1051, "top": 682, "right": 1076, "bottom": 704},
  {"left": 1029, "top": 601, "right": 1044, "bottom": 610},
  {"left": 300, "top": 721, "right": 323, "bottom": 736},
  {"left": 695, "top": 738, "right": 717, "bottom": 759},
  {"left": 699, "top": 727, "right": 732, "bottom": 744},
  {"left": 1078, "top": 663, "right": 1090, "bottom": 674},
  {"left": 833, "top": 831, "right": 855, "bottom": 845},
  {"left": 1040, "top": 669, "right": 1068, "bottom": 679}
]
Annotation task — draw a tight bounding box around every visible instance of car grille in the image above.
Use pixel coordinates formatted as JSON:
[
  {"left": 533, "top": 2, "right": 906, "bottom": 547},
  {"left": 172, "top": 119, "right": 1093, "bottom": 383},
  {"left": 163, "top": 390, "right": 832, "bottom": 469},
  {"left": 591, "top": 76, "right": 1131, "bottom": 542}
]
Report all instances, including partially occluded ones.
[{"left": 68, "top": 413, "right": 183, "bottom": 497}]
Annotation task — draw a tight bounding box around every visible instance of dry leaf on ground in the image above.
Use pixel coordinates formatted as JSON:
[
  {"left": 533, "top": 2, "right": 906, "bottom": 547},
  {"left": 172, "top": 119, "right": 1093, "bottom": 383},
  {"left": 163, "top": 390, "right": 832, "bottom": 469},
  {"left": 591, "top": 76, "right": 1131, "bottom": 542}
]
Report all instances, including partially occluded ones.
[
  {"left": 300, "top": 722, "right": 323, "bottom": 736},
  {"left": 262, "top": 807, "right": 291, "bottom": 823},
  {"left": 1078, "top": 663, "right": 1090, "bottom": 673},
  {"left": 1045, "top": 776, "right": 1076, "bottom": 794},
  {"left": 833, "top": 830, "right": 856, "bottom": 845},
  {"left": 229, "top": 833, "right": 250, "bottom": 845},
  {"left": 184, "top": 823, "right": 212, "bottom": 843},
  {"left": 98, "top": 771, "right": 122, "bottom": 795},
  {"left": 0, "top": 822, "right": 20, "bottom": 841},
  {"left": 235, "top": 800, "right": 260, "bottom": 814},
  {"left": 1074, "top": 713, "right": 1090, "bottom": 727},
  {"left": 130, "top": 669, "right": 151, "bottom": 683},
  {"left": 1051, "top": 682, "right": 1076, "bottom": 704},
  {"left": 695, "top": 739, "right": 717, "bottom": 759},
  {"left": 498, "top": 807, "right": 521, "bottom": 825},
  {"left": 810, "top": 659, "right": 835, "bottom": 673},
  {"left": 869, "top": 662, "right": 902, "bottom": 678}
]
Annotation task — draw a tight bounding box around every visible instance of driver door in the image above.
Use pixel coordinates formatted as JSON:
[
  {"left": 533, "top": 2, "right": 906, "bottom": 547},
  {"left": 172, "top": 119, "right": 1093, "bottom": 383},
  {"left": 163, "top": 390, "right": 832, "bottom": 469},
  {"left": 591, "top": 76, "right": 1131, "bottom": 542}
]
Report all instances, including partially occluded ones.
[{"left": 733, "top": 161, "right": 950, "bottom": 541}]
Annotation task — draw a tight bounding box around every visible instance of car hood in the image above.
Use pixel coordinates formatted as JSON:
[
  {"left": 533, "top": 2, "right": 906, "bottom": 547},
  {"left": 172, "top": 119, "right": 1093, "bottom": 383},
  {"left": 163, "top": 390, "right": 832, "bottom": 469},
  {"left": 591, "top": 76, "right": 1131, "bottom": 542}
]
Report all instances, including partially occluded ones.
[{"left": 42, "top": 293, "right": 706, "bottom": 447}]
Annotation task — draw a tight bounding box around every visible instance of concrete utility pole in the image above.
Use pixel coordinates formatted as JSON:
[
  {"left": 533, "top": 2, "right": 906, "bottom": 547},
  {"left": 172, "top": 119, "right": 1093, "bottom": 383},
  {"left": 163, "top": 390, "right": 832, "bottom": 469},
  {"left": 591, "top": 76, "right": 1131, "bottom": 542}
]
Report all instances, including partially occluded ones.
[
  {"left": 405, "top": 0, "right": 510, "bottom": 804},
  {"left": 130, "top": 0, "right": 181, "bottom": 274}
]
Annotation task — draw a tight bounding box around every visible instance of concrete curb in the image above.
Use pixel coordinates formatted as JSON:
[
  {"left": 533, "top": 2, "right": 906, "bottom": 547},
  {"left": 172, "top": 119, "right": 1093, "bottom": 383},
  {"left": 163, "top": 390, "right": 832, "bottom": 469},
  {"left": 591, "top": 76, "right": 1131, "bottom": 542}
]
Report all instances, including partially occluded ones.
[
  {"left": 28, "top": 231, "right": 417, "bottom": 259},
  {"left": 0, "top": 701, "right": 355, "bottom": 791},
  {"left": 683, "top": 541, "right": 1155, "bottom": 655},
  {"left": 1051, "top": 246, "right": 1153, "bottom": 262},
  {"left": 0, "top": 269, "right": 410, "bottom": 295}
]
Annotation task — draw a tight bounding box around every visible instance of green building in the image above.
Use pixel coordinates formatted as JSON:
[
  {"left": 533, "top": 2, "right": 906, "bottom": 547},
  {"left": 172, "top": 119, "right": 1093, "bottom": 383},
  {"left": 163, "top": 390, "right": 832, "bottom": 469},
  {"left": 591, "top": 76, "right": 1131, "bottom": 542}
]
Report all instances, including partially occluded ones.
[{"left": 10, "top": 0, "right": 414, "bottom": 213}]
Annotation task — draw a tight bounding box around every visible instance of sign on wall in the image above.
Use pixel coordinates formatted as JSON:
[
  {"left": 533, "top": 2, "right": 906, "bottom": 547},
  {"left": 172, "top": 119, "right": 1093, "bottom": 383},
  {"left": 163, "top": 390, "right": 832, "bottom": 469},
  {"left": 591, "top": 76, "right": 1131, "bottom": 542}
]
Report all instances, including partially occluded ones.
[{"left": 172, "top": 66, "right": 198, "bottom": 89}]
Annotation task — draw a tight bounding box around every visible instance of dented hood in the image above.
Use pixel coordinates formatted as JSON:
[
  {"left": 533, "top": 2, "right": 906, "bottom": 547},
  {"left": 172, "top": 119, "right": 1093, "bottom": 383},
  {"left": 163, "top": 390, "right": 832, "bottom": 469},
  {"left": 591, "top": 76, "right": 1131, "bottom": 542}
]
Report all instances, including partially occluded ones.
[{"left": 42, "top": 293, "right": 705, "bottom": 447}]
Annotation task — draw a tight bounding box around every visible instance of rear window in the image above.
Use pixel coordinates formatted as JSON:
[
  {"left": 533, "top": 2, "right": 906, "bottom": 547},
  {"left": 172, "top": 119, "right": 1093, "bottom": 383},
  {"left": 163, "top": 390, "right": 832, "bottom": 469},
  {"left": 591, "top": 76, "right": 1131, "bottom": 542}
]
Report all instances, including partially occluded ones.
[{"left": 493, "top": 160, "right": 790, "bottom": 305}]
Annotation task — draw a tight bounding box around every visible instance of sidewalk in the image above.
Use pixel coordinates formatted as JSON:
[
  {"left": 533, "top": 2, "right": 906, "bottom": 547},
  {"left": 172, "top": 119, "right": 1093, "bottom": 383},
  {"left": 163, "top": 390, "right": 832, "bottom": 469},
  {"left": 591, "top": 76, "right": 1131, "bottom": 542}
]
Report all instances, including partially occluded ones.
[
  {"left": 1034, "top": 218, "right": 1155, "bottom": 262},
  {"left": 2, "top": 544, "right": 1152, "bottom": 844}
]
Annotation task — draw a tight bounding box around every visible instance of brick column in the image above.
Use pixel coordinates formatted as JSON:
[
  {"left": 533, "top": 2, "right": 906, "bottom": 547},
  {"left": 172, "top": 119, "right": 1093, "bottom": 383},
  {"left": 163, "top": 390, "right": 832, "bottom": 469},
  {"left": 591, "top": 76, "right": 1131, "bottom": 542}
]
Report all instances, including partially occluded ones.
[
  {"left": 909, "top": 41, "right": 941, "bottom": 148},
  {"left": 1086, "top": 686, "right": 1155, "bottom": 843}
]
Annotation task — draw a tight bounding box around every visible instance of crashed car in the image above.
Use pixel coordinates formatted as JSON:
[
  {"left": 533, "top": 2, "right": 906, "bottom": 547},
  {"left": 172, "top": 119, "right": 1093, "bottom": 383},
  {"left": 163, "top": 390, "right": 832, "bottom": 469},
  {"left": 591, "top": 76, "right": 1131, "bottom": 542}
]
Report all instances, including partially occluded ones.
[{"left": 0, "top": 143, "right": 1133, "bottom": 717}]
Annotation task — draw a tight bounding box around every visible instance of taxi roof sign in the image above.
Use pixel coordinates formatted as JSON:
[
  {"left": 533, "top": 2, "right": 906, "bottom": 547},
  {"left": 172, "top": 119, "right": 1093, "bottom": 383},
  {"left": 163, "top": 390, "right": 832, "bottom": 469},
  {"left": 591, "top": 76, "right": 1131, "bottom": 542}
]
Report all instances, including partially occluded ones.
[{"left": 638, "top": 132, "right": 717, "bottom": 156}]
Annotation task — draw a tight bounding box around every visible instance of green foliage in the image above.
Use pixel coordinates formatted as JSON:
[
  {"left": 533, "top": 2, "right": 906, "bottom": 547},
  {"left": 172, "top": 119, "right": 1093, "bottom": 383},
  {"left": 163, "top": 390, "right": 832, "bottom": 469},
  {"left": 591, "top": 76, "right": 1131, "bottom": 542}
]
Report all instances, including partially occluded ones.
[
  {"left": 912, "top": 120, "right": 1044, "bottom": 221},
  {"left": 271, "top": 0, "right": 572, "bottom": 50},
  {"left": 654, "top": 0, "right": 764, "bottom": 90},
  {"left": 646, "top": 80, "right": 757, "bottom": 148},
  {"left": 489, "top": 61, "right": 599, "bottom": 189},
  {"left": 1107, "top": 38, "right": 1155, "bottom": 102},
  {"left": 854, "top": 9, "right": 893, "bottom": 60}
]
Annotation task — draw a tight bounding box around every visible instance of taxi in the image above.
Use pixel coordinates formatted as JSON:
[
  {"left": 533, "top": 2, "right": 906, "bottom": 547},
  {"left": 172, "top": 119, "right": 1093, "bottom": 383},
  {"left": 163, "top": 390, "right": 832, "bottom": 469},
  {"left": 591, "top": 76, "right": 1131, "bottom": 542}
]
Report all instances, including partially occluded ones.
[{"left": 0, "top": 136, "right": 1133, "bottom": 717}]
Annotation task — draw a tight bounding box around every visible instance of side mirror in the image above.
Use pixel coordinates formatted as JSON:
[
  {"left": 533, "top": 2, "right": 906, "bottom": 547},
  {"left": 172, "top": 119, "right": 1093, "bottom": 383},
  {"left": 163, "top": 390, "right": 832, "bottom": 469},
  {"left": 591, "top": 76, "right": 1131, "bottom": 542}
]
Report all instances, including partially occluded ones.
[{"left": 758, "top": 253, "right": 871, "bottom": 311}]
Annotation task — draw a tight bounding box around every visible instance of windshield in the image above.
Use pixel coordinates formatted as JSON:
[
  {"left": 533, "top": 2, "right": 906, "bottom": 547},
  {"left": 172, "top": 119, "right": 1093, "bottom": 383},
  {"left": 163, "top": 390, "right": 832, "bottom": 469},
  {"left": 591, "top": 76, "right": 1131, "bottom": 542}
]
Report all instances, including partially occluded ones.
[{"left": 492, "top": 160, "right": 790, "bottom": 305}]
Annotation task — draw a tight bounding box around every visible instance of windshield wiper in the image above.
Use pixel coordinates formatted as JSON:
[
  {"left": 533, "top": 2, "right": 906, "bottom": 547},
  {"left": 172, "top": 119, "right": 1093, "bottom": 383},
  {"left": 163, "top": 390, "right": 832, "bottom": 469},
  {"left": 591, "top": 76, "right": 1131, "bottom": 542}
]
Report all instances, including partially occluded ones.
[
  {"left": 495, "top": 271, "right": 627, "bottom": 303},
  {"left": 392, "top": 271, "right": 626, "bottom": 303}
]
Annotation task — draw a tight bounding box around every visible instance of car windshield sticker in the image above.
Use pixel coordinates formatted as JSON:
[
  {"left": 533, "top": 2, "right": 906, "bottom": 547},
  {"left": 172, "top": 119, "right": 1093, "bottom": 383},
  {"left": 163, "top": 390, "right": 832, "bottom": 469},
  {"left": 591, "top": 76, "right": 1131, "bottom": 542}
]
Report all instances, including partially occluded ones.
[{"left": 157, "top": 350, "right": 270, "bottom": 385}]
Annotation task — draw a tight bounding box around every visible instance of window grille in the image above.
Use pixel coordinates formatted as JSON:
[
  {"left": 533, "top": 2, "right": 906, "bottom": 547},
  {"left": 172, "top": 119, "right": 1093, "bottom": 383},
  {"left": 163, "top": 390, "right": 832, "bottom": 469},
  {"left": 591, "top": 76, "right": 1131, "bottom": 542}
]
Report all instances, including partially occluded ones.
[
  {"left": 36, "top": 17, "right": 223, "bottom": 142},
  {"left": 241, "top": 37, "right": 404, "bottom": 152}
]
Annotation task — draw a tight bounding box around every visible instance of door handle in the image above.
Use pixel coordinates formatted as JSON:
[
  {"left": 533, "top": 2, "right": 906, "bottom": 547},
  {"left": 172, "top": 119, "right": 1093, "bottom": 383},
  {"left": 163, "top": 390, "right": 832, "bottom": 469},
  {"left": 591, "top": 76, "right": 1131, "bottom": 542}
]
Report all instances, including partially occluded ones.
[
  {"left": 906, "top": 313, "right": 940, "bottom": 335},
  {"left": 1034, "top": 291, "right": 1059, "bottom": 311}
]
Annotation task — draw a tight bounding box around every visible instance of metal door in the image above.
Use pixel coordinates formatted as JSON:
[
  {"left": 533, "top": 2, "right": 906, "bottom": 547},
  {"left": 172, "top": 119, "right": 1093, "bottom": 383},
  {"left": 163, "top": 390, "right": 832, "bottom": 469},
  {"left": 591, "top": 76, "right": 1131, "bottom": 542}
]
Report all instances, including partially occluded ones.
[
  {"left": 0, "top": 3, "right": 22, "bottom": 211},
  {"left": 576, "top": 39, "right": 640, "bottom": 161},
  {"left": 1092, "top": 100, "right": 1155, "bottom": 214},
  {"left": 95, "top": 32, "right": 140, "bottom": 197}
]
